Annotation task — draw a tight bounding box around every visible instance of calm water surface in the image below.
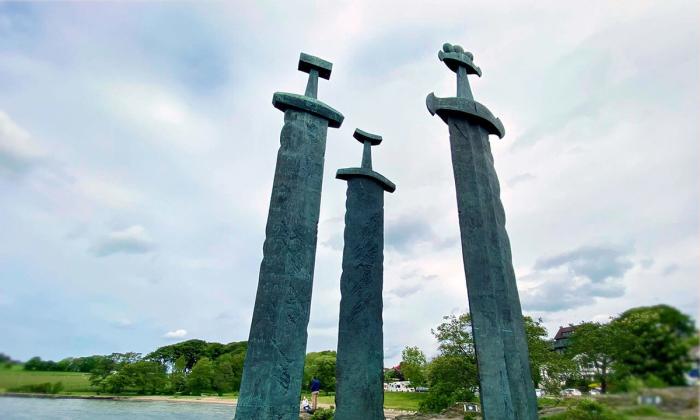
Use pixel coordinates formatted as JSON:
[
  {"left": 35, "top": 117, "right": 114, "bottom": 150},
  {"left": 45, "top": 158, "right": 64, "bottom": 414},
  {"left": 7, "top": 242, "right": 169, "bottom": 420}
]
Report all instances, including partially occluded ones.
[{"left": 0, "top": 396, "right": 235, "bottom": 419}]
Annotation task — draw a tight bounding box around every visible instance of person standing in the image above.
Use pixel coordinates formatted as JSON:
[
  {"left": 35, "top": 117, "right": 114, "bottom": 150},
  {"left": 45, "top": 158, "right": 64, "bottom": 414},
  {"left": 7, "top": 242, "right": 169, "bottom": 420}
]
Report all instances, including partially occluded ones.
[{"left": 310, "top": 377, "right": 321, "bottom": 410}]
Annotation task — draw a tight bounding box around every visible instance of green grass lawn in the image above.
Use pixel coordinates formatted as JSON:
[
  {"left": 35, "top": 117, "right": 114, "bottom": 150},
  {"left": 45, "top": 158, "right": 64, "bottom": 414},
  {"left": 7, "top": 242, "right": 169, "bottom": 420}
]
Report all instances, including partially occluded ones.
[
  {"left": 0, "top": 367, "right": 92, "bottom": 392},
  {"left": 383, "top": 392, "right": 427, "bottom": 410},
  {"left": 317, "top": 392, "right": 427, "bottom": 411}
]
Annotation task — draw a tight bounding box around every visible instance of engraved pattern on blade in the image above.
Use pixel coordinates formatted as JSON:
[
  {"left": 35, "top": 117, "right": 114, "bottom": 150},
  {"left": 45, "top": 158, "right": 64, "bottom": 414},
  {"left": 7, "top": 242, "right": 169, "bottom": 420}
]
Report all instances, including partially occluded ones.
[
  {"left": 426, "top": 42, "right": 538, "bottom": 419},
  {"left": 235, "top": 110, "right": 328, "bottom": 420},
  {"left": 447, "top": 117, "right": 537, "bottom": 419},
  {"left": 335, "top": 177, "right": 385, "bottom": 420}
]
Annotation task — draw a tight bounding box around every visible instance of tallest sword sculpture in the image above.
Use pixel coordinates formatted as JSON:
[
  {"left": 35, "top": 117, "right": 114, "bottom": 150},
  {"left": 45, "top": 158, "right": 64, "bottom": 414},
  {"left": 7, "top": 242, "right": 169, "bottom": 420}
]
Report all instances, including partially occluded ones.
[
  {"left": 235, "top": 53, "right": 343, "bottom": 420},
  {"left": 426, "top": 43, "right": 538, "bottom": 419}
]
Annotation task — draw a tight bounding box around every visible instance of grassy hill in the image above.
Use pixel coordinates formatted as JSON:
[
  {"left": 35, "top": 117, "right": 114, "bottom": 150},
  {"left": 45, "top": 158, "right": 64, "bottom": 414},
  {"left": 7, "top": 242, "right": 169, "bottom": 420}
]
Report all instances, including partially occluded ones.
[{"left": 0, "top": 365, "right": 92, "bottom": 392}]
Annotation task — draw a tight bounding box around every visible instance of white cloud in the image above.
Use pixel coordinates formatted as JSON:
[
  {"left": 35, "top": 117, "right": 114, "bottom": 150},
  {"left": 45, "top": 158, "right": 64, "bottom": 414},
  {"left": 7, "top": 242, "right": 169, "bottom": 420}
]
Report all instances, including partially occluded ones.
[
  {"left": 163, "top": 329, "right": 187, "bottom": 339},
  {"left": 0, "top": 1, "right": 697, "bottom": 364},
  {"left": 91, "top": 225, "right": 155, "bottom": 257},
  {"left": 0, "top": 110, "right": 45, "bottom": 176}
]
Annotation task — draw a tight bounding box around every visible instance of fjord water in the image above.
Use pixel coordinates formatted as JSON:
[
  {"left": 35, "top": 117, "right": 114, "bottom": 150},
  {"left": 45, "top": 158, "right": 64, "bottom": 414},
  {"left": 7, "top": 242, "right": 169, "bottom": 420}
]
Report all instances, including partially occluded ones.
[{"left": 0, "top": 397, "right": 235, "bottom": 419}]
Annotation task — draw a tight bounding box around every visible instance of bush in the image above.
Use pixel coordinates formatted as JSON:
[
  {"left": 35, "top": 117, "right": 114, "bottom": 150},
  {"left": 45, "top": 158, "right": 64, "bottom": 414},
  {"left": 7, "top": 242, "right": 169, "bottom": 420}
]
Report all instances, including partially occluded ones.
[
  {"left": 620, "top": 405, "right": 662, "bottom": 416},
  {"left": 418, "top": 383, "right": 456, "bottom": 412},
  {"left": 537, "top": 397, "right": 563, "bottom": 410},
  {"left": 546, "top": 399, "right": 625, "bottom": 420},
  {"left": 418, "top": 383, "right": 476, "bottom": 413},
  {"left": 310, "top": 407, "right": 334, "bottom": 420},
  {"left": 643, "top": 374, "right": 666, "bottom": 389},
  {"left": 614, "top": 376, "right": 645, "bottom": 393},
  {"left": 8, "top": 381, "right": 64, "bottom": 394}
]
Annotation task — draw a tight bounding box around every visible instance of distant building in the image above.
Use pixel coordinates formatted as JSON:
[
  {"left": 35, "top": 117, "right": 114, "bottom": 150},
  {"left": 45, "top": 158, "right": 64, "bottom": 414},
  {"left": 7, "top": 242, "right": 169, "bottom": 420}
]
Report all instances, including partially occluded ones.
[
  {"left": 552, "top": 326, "right": 576, "bottom": 354},
  {"left": 551, "top": 325, "right": 601, "bottom": 381}
]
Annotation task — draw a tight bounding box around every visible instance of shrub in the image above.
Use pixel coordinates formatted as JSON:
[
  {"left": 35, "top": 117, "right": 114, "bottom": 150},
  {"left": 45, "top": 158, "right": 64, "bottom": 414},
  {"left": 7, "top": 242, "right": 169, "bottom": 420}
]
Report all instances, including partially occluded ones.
[
  {"left": 643, "top": 375, "right": 666, "bottom": 389},
  {"left": 618, "top": 376, "right": 645, "bottom": 393},
  {"left": 418, "top": 382, "right": 476, "bottom": 413},
  {"left": 8, "top": 381, "right": 64, "bottom": 394},
  {"left": 620, "top": 405, "right": 661, "bottom": 416},
  {"left": 51, "top": 382, "right": 64, "bottom": 394},
  {"left": 546, "top": 399, "right": 625, "bottom": 420},
  {"left": 537, "top": 397, "right": 562, "bottom": 410},
  {"left": 418, "top": 383, "right": 455, "bottom": 412},
  {"left": 310, "top": 407, "right": 334, "bottom": 420}
]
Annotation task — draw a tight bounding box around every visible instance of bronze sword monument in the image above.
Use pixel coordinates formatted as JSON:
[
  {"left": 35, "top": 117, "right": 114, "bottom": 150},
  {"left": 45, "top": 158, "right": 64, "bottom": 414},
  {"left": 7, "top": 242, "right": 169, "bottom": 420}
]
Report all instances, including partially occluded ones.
[
  {"left": 426, "top": 43, "right": 538, "bottom": 419},
  {"left": 334, "top": 129, "right": 395, "bottom": 420},
  {"left": 235, "top": 53, "right": 344, "bottom": 420}
]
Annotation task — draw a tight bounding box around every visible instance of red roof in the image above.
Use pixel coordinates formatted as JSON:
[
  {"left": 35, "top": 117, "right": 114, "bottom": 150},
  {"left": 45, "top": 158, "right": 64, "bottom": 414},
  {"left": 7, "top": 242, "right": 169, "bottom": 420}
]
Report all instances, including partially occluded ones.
[{"left": 554, "top": 326, "right": 576, "bottom": 340}]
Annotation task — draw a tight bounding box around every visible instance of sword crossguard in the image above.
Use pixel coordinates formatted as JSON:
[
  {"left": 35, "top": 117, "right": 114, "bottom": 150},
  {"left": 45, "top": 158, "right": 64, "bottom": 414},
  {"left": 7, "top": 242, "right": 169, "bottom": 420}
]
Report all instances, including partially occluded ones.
[
  {"left": 336, "top": 128, "right": 395, "bottom": 193},
  {"left": 298, "top": 53, "right": 332, "bottom": 99}
]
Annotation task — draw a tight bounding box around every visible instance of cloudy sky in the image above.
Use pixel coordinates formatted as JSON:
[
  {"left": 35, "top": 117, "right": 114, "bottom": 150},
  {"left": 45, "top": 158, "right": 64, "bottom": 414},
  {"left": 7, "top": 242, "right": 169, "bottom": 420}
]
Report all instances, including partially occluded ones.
[{"left": 1, "top": 1, "right": 698, "bottom": 365}]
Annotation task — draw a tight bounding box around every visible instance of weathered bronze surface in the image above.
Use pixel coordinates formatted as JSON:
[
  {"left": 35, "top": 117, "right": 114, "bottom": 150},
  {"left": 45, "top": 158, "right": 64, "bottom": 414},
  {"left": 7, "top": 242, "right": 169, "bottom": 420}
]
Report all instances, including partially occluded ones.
[
  {"left": 335, "top": 129, "right": 394, "bottom": 420},
  {"left": 235, "top": 52, "right": 343, "bottom": 420},
  {"left": 426, "top": 43, "right": 538, "bottom": 420}
]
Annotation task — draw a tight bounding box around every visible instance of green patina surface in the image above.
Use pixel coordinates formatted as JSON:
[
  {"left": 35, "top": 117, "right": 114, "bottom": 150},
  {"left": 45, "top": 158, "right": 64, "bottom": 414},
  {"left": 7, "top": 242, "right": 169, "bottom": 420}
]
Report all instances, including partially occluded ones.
[
  {"left": 334, "top": 129, "right": 394, "bottom": 420},
  {"left": 426, "top": 43, "right": 538, "bottom": 420},
  {"left": 234, "top": 53, "right": 343, "bottom": 420}
]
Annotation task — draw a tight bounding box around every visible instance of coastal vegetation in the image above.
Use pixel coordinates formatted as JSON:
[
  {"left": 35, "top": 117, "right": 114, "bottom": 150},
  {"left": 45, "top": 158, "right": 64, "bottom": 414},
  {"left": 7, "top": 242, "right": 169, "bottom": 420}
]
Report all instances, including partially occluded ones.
[
  {"left": 0, "top": 304, "right": 696, "bottom": 415},
  {"left": 396, "top": 304, "right": 697, "bottom": 413}
]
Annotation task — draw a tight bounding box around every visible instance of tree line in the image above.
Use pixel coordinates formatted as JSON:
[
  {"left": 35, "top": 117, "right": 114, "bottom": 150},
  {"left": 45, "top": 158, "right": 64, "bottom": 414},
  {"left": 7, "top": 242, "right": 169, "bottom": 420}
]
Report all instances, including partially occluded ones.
[
  {"left": 6, "top": 303, "right": 696, "bottom": 407},
  {"left": 12, "top": 339, "right": 337, "bottom": 396},
  {"left": 397, "top": 304, "right": 697, "bottom": 412}
]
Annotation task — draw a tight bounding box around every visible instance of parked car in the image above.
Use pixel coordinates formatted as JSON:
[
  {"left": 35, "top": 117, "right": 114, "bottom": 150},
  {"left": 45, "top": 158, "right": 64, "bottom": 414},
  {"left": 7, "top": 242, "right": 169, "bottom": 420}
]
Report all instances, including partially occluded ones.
[
  {"left": 589, "top": 388, "right": 602, "bottom": 395},
  {"left": 415, "top": 387, "right": 429, "bottom": 393},
  {"left": 561, "top": 388, "right": 582, "bottom": 397},
  {"left": 386, "top": 381, "right": 414, "bottom": 392}
]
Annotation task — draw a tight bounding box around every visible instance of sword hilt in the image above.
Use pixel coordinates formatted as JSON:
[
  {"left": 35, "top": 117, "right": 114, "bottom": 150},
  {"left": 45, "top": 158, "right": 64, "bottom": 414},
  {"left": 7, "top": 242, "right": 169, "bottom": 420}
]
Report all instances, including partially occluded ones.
[
  {"left": 298, "top": 53, "right": 332, "bottom": 99},
  {"left": 353, "top": 128, "right": 382, "bottom": 170},
  {"left": 438, "top": 43, "right": 481, "bottom": 100}
]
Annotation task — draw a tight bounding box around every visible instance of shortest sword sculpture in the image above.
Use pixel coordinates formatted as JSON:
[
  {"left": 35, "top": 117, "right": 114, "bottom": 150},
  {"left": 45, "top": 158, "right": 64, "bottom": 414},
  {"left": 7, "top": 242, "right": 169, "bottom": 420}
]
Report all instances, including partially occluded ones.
[
  {"left": 426, "top": 43, "right": 538, "bottom": 419},
  {"left": 335, "top": 129, "right": 395, "bottom": 420}
]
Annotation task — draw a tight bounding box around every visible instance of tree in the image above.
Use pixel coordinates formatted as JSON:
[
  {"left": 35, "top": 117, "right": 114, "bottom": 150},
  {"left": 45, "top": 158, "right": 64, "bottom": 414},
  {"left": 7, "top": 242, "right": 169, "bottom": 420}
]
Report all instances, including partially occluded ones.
[
  {"left": 614, "top": 304, "right": 697, "bottom": 386},
  {"left": 524, "top": 316, "right": 550, "bottom": 387},
  {"left": 303, "top": 351, "right": 337, "bottom": 393},
  {"left": 400, "top": 346, "right": 427, "bottom": 387},
  {"left": 383, "top": 366, "right": 404, "bottom": 382},
  {"left": 129, "top": 361, "right": 167, "bottom": 394},
  {"left": 147, "top": 339, "right": 208, "bottom": 371},
  {"left": 567, "top": 322, "right": 621, "bottom": 394},
  {"left": 0, "top": 353, "right": 18, "bottom": 368},
  {"left": 170, "top": 355, "right": 188, "bottom": 394},
  {"left": 432, "top": 314, "right": 475, "bottom": 358},
  {"left": 420, "top": 314, "right": 478, "bottom": 412},
  {"left": 89, "top": 356, "right": 117, "bottom": 393},
  {"left": 524, "top": 317, "right": 577, "bottom": 393},
  {"left": 212, "top": 353, "right": 245, "bottom": 395},
  {"left": 188, "top": 357, "right": 214, "bottom": 394}
]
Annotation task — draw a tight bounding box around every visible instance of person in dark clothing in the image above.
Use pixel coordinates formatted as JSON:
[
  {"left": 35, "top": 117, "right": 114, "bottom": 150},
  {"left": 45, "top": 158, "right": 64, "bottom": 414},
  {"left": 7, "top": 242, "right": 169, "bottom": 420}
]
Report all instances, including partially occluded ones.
[{"left": 309, "top": 377, "right": 321, "bottom": 410}]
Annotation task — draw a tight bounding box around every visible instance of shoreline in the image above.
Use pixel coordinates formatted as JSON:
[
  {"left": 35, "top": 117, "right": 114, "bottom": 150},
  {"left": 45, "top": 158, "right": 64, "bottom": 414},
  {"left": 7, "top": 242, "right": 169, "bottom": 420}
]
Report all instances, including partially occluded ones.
[
  {"left": 0, "top": 393, "right": 417, "bottom": 417},
  {"left": 0, "top": 392, "right": 237, "bottom": 406}
]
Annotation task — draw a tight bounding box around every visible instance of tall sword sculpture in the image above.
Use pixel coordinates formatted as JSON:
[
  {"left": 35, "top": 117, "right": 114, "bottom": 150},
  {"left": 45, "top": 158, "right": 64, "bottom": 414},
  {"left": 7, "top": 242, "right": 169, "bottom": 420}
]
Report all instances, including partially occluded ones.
[
  {"left": 235, "top": 53, "right": 344, "bottom": 420},
  {"left": 426, "top": 43, "right": 538, "bottom": 419},
  {"left": 334, "top": 129, "right": 395, "bottom": 420}
]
